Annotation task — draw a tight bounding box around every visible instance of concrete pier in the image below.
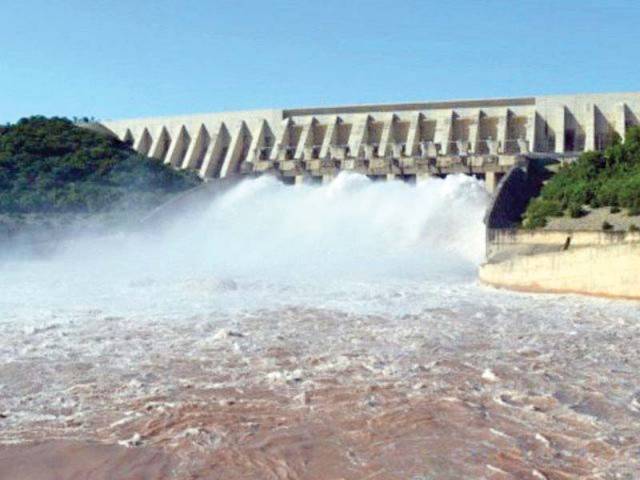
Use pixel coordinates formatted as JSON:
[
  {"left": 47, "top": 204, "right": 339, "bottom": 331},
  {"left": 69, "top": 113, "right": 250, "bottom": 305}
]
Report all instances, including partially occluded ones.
[
  {"left": 91, "top": 92, "right": 640, "bottom": 193},
  {"left": 485, "top": 172, "right": 498, "bottom": 193},
  {"left": 415, "top": 172, "right": 432, "bottom": 184},
  {"left": 322, "top": 174, "right": 336, "bottom": 184}
]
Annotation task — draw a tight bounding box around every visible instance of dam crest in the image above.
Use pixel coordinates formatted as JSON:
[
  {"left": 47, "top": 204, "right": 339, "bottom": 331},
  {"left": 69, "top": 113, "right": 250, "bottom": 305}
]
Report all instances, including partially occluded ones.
[{"left": 93, "top": 92, "right": 640, "bottom": 192}]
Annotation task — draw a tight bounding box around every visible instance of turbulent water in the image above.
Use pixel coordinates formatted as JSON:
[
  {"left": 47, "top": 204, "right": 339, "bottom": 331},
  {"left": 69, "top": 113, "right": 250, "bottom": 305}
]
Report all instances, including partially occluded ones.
[{"left": 0, "top": 173, "right": 639, "bottom": 479}]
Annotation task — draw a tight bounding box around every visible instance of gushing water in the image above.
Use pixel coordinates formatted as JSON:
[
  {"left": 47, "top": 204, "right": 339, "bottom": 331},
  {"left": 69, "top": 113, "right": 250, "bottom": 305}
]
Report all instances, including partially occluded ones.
[{"left": 0, "top": 173, "right": 489, "bottom": 320}]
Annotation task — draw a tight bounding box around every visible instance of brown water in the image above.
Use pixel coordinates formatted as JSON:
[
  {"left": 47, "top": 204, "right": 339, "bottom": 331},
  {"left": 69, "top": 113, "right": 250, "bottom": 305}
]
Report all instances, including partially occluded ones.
[
  {"left": 0, "top": 175, "right": 638, "bottom": 479},
  {"left": 1, "top": 298, "right": 639, "bottom": 479}
]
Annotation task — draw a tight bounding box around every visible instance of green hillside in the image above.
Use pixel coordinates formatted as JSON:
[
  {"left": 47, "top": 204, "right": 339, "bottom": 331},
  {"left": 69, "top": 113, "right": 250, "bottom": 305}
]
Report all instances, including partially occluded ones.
[
  {"left": 0, "top": 116, "right": 200, "bottom": 215},
  {"left": 523, "top": 126, "right": 640, "bottom": 229}
]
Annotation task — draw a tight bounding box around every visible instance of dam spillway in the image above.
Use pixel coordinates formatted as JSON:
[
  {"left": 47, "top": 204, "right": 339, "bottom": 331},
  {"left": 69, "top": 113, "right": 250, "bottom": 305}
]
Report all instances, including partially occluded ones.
[{"left": 93, "top": 92, "right": 640, "bottom": 192}]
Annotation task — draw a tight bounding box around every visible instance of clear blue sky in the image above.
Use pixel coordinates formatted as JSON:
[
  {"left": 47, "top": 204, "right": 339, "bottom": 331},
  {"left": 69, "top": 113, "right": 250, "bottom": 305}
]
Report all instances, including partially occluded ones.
[{"left": 2, "top": 0, "right": 639, "bottom": 123}]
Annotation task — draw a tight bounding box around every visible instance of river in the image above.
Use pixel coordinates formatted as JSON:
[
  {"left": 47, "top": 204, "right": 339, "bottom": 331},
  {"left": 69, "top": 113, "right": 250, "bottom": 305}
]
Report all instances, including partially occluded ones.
[{"left": 0, "top": 173, "right": 638, "bottom": 479}]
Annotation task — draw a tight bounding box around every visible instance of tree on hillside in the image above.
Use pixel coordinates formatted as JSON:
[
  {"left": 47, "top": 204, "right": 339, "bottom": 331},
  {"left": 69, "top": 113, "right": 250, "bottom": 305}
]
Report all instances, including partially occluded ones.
[
  {"left": 522, "top": 127, "right": 640, "bottom": 228},
  {"left": 0, "top": 116, "right": 200, "bottom": 214}
]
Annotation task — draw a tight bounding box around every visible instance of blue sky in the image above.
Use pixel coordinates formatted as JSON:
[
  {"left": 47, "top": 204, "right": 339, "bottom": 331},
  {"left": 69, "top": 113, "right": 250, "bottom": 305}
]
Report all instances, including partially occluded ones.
[{"left": 2, "top": 0, "right": 639, "bottom": 123}]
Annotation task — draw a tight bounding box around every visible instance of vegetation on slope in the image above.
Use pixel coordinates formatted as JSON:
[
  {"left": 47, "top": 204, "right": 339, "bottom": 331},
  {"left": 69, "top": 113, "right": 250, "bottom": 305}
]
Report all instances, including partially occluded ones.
[
  {"left": 0, "top": 116, "right": 200, "bottom": 215},
  {"left": 522, "top": 126, "right": 640, "bottom": 229}
]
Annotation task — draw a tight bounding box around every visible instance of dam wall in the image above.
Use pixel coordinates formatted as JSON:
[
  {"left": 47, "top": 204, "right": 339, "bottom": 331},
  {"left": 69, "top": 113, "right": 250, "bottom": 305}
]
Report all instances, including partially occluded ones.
[
  {"left": 483, "top": 160, "right": 548, "bottom": 229},
  {"left": 91, "top": 92, "right": 640, "bottom": 187}
]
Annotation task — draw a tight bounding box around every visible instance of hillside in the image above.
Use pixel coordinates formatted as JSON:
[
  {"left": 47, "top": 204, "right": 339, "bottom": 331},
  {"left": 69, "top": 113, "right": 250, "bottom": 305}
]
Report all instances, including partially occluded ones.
[
  {"left": 0, "top": 116, "right": 200, "bottom": 214},
  {"left": 522, "top": 126, "right": 640, "bottom": 229},
  {"left": 0, "top": 116, "right": 201, "bottom": 241}
]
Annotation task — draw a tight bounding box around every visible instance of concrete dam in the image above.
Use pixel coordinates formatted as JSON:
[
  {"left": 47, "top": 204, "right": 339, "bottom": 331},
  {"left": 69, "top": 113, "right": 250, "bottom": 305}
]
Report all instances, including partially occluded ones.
[{"left": 94, "top": 92, "right": 640, "bottom": 192}]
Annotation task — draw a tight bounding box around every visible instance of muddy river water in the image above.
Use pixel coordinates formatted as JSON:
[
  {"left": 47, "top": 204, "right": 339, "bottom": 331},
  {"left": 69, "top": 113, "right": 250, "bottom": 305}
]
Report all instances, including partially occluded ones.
[{"left": 0, "top": 174, "right": 638, "bottom": 479}]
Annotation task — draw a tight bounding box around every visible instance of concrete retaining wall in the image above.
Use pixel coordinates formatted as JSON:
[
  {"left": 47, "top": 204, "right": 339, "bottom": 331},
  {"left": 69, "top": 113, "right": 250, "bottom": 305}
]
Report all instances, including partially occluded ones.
[
  {"left": 479, "top": 241, "right": 640, "bottom": 300},
  {"left": 489, "top": 229, "right": 640, "bottom": 246},
  {"left": 486, "top": 228, "right": 640, "bottom": 261}
]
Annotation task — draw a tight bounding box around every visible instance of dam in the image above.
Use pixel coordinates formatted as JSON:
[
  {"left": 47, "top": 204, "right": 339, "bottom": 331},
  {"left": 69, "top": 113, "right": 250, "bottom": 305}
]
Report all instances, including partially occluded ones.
[{"left": 94, "top": 91, "right": 640, "bottom": 192}]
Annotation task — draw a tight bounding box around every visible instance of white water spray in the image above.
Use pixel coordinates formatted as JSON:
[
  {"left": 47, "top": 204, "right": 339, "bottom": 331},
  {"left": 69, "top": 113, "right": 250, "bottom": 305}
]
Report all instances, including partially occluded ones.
[
  {"left": 159, "top": 172, "right": 488, "bottom": 278},
  {"left": 0, "top": 173, "right": 489, "bottom": 319}
]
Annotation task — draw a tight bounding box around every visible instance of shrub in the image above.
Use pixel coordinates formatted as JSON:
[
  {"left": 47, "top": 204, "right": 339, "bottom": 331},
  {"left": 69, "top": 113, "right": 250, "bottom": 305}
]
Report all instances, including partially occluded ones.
[
  {"left": 568, "top": 203, "right": 586, "bottom": 218},
  {"left": 617, "top": 175, "right": 640, "bottom": 211},
  {"left": 522, "top": 198, "right": 564, "bottom": 229},
  {"left": 602, "top": 221, "right": 614, "bottom": 231},
  {"left": 629, "top": 224, "right": 639, "bottom": 232},
  {"left": 523, "top": 126, "right": 640, "bottom": 227}
]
